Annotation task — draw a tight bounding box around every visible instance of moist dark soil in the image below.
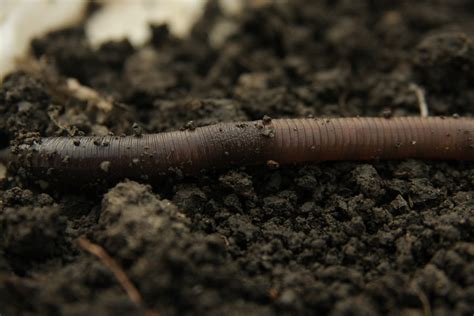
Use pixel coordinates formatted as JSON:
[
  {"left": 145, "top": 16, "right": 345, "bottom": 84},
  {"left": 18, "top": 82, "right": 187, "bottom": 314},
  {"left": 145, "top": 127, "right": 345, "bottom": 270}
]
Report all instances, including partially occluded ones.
[{"left": 1, "top": 1, "right": 474, "bottom": 315}]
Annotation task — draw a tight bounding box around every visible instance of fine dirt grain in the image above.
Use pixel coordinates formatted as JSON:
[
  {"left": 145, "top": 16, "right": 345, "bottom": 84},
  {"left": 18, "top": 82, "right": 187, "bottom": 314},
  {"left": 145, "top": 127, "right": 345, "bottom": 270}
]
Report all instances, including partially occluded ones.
[{"left": 1, "top": 1, "right": 473, "bottom": 315}]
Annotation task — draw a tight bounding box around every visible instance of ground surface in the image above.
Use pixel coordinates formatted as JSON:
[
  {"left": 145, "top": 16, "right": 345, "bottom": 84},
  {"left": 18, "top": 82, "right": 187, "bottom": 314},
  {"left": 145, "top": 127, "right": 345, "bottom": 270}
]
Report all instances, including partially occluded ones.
[{"left": 0, "top": 1, "right": 473, "bottom": 315}]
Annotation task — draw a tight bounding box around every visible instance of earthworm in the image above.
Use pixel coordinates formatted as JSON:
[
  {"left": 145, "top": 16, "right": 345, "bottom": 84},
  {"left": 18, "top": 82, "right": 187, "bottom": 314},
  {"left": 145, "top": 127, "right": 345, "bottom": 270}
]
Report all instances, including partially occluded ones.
[{"left": 2, "top": 117, "right": 473, "bottom": 186}]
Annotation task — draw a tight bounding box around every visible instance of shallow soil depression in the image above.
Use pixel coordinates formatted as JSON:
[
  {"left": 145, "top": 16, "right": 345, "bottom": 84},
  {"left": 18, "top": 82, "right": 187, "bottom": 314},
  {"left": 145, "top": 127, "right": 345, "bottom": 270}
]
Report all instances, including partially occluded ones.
[{"left": 1, "top": 1, "right": 473, "bottom": 315}]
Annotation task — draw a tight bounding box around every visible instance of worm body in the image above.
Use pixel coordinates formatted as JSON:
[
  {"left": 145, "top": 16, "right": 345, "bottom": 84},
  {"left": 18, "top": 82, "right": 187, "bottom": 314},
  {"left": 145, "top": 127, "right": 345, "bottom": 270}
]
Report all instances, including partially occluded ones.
[{"left": 8, "top": 117, "right": 474, "bottom": 186}]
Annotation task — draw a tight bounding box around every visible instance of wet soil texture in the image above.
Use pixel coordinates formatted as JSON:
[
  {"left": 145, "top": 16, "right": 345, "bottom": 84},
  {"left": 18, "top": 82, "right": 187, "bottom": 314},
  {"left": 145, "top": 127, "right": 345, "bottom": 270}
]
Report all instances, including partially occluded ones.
[{"left": 1, "top": 1, "right": 474, "bottom": 315}]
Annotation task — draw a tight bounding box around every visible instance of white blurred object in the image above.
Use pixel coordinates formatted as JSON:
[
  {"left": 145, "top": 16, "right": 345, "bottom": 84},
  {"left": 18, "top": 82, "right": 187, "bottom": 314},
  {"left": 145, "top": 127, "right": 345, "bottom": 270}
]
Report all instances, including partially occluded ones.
[
  {"left": 219, "top": 0, "right": 244, "bottom": 16},
  {"left": 86, "top": 0, "right": 208, "bottom": 47},
  {"left": 0, "top": 0, "right": 245, "bottom": 80},
  {"left": 0, "top": 0, "right": 87, "bottom": 79}
]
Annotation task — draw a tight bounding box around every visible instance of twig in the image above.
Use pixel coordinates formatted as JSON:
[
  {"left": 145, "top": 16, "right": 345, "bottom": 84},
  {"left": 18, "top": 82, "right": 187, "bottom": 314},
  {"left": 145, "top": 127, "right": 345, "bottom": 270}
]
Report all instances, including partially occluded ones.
[
  {"left": 220, "top": 234, "right": 230, "bottom": 247},
  {"left": 77, "top": 237, "right": 143, "bottom": 306},
  {"left": 412, "top": 284, "right": 432, "bottom": 316},
  {"left": 0, "top": 162, "right": 6, "bottom": 180},
  {"left": 47, "top": 106, "right": 77, "bottom": 136},
  {"left": 409, "top": 83, "right": 429, "bottom": 117},
  {"left": 66, "top": 78, "right": 113, "bottom": 112}
]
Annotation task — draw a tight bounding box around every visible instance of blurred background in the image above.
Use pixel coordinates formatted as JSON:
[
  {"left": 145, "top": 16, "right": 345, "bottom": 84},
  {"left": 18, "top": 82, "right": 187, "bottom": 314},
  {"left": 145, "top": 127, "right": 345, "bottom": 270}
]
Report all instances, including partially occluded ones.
[{"left": 0, "top": 0, "right": 247, "bottom": 79}]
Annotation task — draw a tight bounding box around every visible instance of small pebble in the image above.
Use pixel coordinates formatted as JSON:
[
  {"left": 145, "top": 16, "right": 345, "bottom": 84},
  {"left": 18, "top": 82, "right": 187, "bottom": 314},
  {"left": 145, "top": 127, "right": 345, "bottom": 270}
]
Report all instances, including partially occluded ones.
[
  {"left": 382, "top": 109, "right": 393, "bottom": 118},
  {"left": 132, "top": 122, "right": 143, "bottom": 137},
  {"left": 262, "top": 115, "right": 272, "bottom": 124},
  {"left": 261, "top": 126, "right": 275, "bottom": 138},
  {"left": 266, "top": 160, "right": 280, "bottom": 169},
  {"left": 185, "top": 121, "right": 196, "bottom": 131},
  {"left": 100, "top": 161, "right": 111, "bottom": 172}
]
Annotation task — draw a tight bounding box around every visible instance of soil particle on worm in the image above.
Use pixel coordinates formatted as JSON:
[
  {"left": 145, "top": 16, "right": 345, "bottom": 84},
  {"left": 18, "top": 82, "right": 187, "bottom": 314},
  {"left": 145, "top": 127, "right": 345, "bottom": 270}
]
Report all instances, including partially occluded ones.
[{"left": 1, "top": 1, "right": 474, "bottom": 315}]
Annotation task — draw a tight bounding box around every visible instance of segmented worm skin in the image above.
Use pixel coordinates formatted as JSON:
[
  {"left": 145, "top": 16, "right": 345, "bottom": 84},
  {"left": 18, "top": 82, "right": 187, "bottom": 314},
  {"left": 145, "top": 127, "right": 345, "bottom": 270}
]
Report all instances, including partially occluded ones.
[{"left": 13, "top": 117, "right": 474, "bottom": 186}]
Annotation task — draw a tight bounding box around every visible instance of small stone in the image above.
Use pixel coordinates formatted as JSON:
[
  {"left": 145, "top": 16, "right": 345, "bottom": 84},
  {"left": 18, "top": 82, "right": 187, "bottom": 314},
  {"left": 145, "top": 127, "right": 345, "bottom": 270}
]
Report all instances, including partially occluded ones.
[
  {"left": 266, "top": 160, "right": 280, "bottom": 169},
  {"left": 261, "top": 126, "right": 275, "bottom": 138},
  {"left": 262, "top": 115, "right": 272, "bottom": 124},
  {"left": 17, "top": 101, "right": 33, "bottom": 112},
  {"left": 132, "top": 122, "right": 143, "bottom": 137},
  {"left": 185, "top": 121, "right": 196, "bottom": 131},
  {"left": 73, "top": 139, "right": 80, "bottom": 146},
  {"left": 100, "top": 161, "right": 111, "bottom": 172},
  {"left": 279, "top": 289, "right": 297, "bottom": 305},
  {"left": 382, "top": 109, "right": 393, "bottom": 118}
]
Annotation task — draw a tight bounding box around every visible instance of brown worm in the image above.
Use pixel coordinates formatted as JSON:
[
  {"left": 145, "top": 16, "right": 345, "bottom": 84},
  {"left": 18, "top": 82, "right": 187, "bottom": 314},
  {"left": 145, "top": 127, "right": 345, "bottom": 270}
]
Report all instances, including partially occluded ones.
[{"left": 3, "top": 117, "right": 474, "bottom": 186}]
